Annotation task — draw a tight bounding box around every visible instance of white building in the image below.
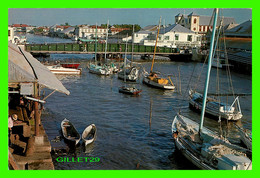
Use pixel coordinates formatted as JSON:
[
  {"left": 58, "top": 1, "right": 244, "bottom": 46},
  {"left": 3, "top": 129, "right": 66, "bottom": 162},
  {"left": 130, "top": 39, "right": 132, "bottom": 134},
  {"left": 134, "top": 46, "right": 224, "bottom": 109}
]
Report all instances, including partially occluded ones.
[
  {"left": 75, "top": 25, "right": 108, "bottom": 39},
  {"left": 175, "top": 12, "right": 236, "bottom": 34},
  {"left": 142, "top": 24, "right": 201, "bottom": 48}
]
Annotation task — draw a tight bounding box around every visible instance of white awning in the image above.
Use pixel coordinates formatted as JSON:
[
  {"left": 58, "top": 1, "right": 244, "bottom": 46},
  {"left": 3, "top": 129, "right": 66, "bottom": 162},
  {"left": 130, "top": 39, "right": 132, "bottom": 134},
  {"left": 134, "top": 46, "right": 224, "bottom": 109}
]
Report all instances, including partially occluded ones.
[{"left": 8, "top": 42, "right": 70, "bottom": 95}]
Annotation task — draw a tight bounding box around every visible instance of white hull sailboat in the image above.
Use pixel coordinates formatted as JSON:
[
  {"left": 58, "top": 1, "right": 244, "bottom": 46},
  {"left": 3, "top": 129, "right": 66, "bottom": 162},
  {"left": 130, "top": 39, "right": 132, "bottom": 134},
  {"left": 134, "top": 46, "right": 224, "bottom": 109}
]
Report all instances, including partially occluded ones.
[
  {"left": 189, "top": 90, "right": 243, "bottom": 121},
  {"left": 142, "top": 17, "right": 175, "bottom": 90},
  {"left": 171, "top": 9, "right": 252, "bottom": 170},
  {"left": 172, "top": 114, "right": 252, "bottom": 170},
  {"left": 88, "top": 23, "right": 113, "bottom": 76}
]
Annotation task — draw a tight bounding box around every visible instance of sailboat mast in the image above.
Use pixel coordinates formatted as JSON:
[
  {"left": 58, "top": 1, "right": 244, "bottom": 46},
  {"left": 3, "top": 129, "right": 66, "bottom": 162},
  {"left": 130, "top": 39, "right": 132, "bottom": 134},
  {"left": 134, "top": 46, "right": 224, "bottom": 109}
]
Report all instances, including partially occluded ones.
[
  {"left": 104, "top": 20, "right": 109, "bottom": 63},
  {"left": 124, "top": 34, "right": 128, "bottom": 83},
  {"left": 131, "top": 24, "right": 134, "bottom": 67},
  {"left": 150, "top": 17, "right": 162, "bottom": 73},
  {"left": 199, "top": 8, "right": 219, "bottom": 133},
  {"left": 95, "top": 23, "right": 98, "bottom": 64}
]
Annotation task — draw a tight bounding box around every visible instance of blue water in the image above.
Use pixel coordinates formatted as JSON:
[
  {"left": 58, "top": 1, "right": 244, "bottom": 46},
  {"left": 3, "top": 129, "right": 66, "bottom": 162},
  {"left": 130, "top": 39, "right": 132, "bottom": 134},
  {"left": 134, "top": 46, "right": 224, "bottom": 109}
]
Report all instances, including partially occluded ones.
[{"left": 26, "top": 34, "right": 252, "bottom": 170}]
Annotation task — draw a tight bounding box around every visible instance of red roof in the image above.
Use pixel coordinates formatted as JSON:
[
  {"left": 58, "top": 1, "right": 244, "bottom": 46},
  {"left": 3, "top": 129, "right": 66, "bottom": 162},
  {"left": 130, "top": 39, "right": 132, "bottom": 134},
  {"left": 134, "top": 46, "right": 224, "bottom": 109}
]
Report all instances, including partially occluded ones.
[{"left": 12, "top": 24, "right": 29, "bottom": 27}]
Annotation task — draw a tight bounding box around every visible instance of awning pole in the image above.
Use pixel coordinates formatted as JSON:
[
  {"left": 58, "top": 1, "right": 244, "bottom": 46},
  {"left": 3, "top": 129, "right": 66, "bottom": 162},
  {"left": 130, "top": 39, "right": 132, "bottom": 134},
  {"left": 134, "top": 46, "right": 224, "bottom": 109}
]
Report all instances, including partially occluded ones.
[{"left": 34, "top": 82, "right": 40, "bottom": 136}]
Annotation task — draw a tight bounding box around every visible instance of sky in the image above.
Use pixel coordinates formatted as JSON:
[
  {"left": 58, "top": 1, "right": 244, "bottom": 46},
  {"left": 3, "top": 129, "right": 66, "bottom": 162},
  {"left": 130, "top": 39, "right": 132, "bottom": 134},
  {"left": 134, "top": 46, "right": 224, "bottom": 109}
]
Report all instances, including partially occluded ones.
[{"left": 8, "top": 8, "right": 252, "bottom": 27}]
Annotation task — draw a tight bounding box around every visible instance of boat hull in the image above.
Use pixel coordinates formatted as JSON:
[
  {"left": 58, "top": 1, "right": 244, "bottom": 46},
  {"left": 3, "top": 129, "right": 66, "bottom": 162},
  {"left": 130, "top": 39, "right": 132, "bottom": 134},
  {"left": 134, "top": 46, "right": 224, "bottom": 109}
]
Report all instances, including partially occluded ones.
[
  {"left": 47, "top": 66, "right": 81, "bottom": 75},
  {"left": 143, "top": 77, "right": 175, "bottom": 90},
  {"left": 82, "top": 124, "right": 97, "bottom": 146},
  {"left": 189, "top": 91, "right": 242, "bottom": 121},
  {"left": 61, "top": 63, "right": 80, "bottom": 69},
  {"left": 61, "top": 119, "right": 81, "bottom": 145},
  {"left": 118, "top": 87, "right": 142, "bottom": 95}
]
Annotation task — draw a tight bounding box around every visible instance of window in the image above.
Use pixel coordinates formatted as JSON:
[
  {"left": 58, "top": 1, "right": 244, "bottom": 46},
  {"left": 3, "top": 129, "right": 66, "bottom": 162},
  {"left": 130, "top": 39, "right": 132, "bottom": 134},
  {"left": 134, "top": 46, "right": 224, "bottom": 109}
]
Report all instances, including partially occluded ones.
[
  {"left": 175, "top": 34, "right": 179, "bottom": 41},
  {"left": 194, "top": 18, "right": 197, "bottom": 24},
  {"left": 193, "top": 27, "right": 196, "bottom": 31},
  {"left": 8, "top": 30, "right": 10, "bottom": 36},
  {"left": 164, "top": 36, "right": 169, "bottom": 40},
  {"left": 203, "top": 26, "right": 206, "bottom": 32},
  {"left": 187, "top": 35, "right": 192, "bottom": 41},
  {"left": 136, "top": 34, "right": 138, "bottom": 37},
  {"left": 199, "top": 26, "right": 201, "bottom": 31}
]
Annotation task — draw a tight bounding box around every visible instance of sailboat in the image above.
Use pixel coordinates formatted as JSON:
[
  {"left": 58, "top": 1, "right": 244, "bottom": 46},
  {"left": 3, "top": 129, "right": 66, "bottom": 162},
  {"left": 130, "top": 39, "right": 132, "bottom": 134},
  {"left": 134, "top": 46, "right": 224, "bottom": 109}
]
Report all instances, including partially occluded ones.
[
  {"left": 118, "top": 35, "right": 142, "bottom": 96},
  {"left": 189, "top": 15, "right": 242, "bottom": 121},
  {"left": 142, "top": 18, "right": 175, "bottom": 90},
  {"left": 89, "top": 24, "right": 111, "bottom": 76},
  {"left": 118, "top": 25, "right": 139, "bottom": 82},
  {"left": 171, "top": 9, "right": 252, "bottom": 170}
]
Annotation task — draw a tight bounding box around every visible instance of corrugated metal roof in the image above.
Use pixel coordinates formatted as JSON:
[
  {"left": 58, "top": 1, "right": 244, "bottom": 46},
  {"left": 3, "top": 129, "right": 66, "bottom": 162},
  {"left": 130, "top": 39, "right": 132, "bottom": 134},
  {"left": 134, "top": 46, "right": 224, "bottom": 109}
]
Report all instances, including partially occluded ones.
[
  {"left": 199, "top": 16, "right": 236, "bottom": 26},
  {"left": 141, "top": 25, "right": 157, "bottom": 31},
  {"left": 8, "top": 42, "right": 70, "bottom": 95},
  {"left": 159, "top": 24, "right": 195, "bottom": 34},
  {"left": 225, "top": 20, "right": 252, "bottom": 37}
]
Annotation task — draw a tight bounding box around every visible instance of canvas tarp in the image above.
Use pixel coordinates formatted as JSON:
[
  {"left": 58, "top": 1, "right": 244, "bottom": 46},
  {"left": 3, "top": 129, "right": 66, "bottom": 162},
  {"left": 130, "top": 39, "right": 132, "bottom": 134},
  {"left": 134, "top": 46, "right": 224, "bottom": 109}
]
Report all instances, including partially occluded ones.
[{"left": 8, "top": 42, "right": 70, "bottom": 95}]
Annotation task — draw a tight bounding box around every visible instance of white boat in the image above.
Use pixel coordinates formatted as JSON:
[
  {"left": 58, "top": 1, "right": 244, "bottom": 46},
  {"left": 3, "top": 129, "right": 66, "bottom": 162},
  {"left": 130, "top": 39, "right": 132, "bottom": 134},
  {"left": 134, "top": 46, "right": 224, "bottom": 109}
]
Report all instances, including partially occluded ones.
[
  {"left": 143, "top": 73, "right": 175, "bottom": 90},
  {"left": 118, "top": 33, "right": 142, "bottom": 95},
  {"left": 142, "top": 17, "right": 175, "bottom": 90},
  {"left": 171, "top": 9, "right": 252, "bottom": 170},
  {"left": 172, "top": 114, "right": 252, "bottom": 170},
  {"left": 88, "top": 63, "right": 111, "bottom": 75},
  {"left": 88, "top": 23, "right": 113, "bottom": 76},
  {"left": 82, "top": 124, "right": 97, "bottom": 146},
  {"left": 118, "top": 66, "right": 139, "bottom": 82},
  {"left": 189, "top": 90, "right": 243, "bottom": 121},
  {"left": 47, "top": 65, "right": 81, "bottom": 75}
]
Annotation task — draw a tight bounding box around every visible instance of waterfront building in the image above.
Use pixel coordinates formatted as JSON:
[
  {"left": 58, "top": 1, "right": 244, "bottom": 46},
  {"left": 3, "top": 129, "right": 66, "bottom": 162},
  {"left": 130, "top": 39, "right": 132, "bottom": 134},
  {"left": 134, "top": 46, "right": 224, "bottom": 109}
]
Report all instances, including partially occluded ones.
[
  {"left": 110, "top": 26, "right": 130, "bottom": 35},
  {"left": 175, "top": 12, "right": 236, "bottom": 34},
  {"left": 143, "top": 24, "right": 201, "bottom": 48},
  {"left": 75, "top": 25, "right": 108, "bottom": 39}
]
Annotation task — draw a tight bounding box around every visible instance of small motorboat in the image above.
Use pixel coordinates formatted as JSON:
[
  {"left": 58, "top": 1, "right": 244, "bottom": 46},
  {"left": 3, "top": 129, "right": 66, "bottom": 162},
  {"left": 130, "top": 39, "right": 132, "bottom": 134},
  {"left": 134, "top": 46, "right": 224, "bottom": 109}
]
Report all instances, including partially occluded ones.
[
  {"left": 82, "top": 124, "right": 97, "bottom": 146},
  {"left": 61, "top": 118, "right": 81, "bottom": 145},
  {"left": 118, "top": 86, "right": 142, "bottom": 95}
]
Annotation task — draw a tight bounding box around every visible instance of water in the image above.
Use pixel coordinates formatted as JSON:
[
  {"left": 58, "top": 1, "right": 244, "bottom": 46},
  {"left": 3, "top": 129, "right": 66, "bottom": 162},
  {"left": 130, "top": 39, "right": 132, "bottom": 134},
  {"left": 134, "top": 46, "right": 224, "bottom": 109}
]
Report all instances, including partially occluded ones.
[{"left": 26, "top": 34, "right": 252, "bottom": 170}]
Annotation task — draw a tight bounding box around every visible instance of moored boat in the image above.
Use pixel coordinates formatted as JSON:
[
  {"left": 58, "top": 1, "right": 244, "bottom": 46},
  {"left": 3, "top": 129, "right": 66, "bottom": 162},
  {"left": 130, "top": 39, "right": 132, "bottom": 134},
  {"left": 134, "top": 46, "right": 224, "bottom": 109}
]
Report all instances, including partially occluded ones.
[
  {"left": 47, "top": 65, "right": 81, "bottom": 75},
  {"left": 118, "top": 86, "right": 142, "bottom": 95},
  {"left": 142, "top": 17, "right": 175, "bottom": 90},
  {"left": 189, "top": 90, "right": 243, "bottom": 121},
  {"left": 82, "top": 124, "right": 97, "bottom": 147},
  {"left": 171, "top": 9, "right": 252, "bottom": 170},
  {"left": 60, "top": 63, "right": 80, "bottom": 69},
  {"left": 61, "top": 118, "right": 81, "bottom": 145}
]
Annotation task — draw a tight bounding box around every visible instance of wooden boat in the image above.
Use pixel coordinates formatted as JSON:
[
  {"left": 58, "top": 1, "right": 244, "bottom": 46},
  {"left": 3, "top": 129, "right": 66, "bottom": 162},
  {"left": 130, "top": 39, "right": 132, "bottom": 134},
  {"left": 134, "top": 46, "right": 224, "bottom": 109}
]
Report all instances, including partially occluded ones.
[
  {"left": 82, "top": 124, "right": 97, "bottom": 146},
  {"left": 60, "top": 63, "right": 80, "bottom": 69},
  {"left": 235, "top": 124, "right": 252, "bottom": 150},
  {"left": 119, "top": 86, "right": 142, "bottom": 95},
  {"left": 142, "top": 17, "right": 175, "bottom": 90},
  {"left": 47, "top": 65, "right": 81, "bottom": 75},
  {"left": 61, "top": 118, "right": 81, "bottom": 145},
  {"left": 171, "top": 9, "right": 252, "bottom": 170},
  {"left": 189, "top": 89, "right": 243, "bottom": 121}
]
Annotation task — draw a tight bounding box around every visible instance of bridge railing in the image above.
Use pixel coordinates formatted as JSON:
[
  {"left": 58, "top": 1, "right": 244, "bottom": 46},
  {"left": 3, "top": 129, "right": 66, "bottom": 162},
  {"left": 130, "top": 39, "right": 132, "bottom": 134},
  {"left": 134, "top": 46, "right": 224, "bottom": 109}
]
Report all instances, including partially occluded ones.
[{"left": 25, "top": 42, "right": 178, "bottom": 54}]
